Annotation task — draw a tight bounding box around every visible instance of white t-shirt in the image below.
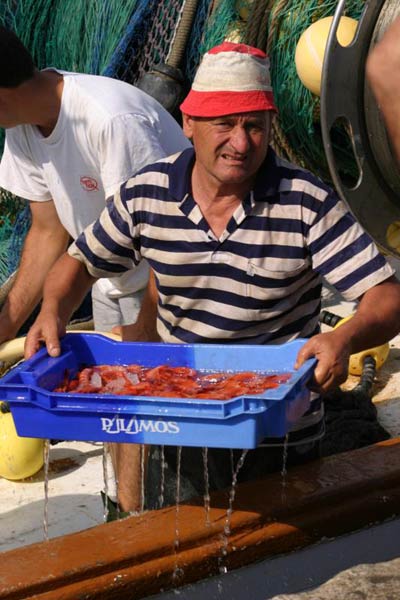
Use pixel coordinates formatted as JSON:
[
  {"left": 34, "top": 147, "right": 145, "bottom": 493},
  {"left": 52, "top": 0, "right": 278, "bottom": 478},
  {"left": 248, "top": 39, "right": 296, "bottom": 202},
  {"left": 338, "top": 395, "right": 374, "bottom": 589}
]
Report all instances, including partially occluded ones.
[{"left": 0, "top": 70, "right": 191, "bottom": 296}]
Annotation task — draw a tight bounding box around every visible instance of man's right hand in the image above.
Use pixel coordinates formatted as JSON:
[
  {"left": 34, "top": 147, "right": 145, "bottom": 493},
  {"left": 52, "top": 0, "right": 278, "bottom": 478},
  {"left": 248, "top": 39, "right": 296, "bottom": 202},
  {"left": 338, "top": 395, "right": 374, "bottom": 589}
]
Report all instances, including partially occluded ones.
[
  {"left": 24, "top": 254, "right": 96, "bottom": 360},
  {"left": 0, "top": 200, "right": 69, "bottom": 348},
  {"left": 24, "top": 309, "right": 66, "bottom": 359}
]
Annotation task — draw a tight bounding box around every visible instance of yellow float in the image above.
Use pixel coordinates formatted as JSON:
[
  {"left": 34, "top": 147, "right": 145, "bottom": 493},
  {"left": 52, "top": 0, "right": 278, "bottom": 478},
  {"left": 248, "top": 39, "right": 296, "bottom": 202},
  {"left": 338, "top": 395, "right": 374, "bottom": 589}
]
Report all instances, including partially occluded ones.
[
  {"left": 0, "top": 331, "right": 121, "bottom": 481},
  {"left": 386, "top": 221, "right": 400, "bottom": 253},
  {"left": 0, "top": 404, "right": 44, "bottom": 480},
  {"left": 0, "top": 337, "right": 44, "bottom": 480},
  {"left": 295, "top": 16, "right": 358, "bottom": 96}
]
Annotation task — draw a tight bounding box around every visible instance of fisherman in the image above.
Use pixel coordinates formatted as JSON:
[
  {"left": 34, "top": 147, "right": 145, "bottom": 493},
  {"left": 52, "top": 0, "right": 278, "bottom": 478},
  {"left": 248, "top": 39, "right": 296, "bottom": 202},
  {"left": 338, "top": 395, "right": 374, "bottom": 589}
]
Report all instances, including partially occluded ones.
[
  {"left": 25, "top": 42, "right": 400, "bottom": 510},
  {"left": 366, "top": 15, "right": 400, "bottom": 163},
  {"left": 0, "top": 26, "right": 190, "bottom": 515}
]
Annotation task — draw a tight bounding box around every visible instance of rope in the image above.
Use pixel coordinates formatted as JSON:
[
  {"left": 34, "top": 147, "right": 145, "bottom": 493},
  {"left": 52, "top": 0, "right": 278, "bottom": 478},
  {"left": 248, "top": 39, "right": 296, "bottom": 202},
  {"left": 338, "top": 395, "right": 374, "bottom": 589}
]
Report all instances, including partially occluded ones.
[
  {"left": 353, "top": 355, "right": 377, "bottom": 398},
  {"left": 167, "top": 0, "right": 200, "bottom": 69},
  {"left": 245, "top": 0, "right": 272, "bottom": 48}
]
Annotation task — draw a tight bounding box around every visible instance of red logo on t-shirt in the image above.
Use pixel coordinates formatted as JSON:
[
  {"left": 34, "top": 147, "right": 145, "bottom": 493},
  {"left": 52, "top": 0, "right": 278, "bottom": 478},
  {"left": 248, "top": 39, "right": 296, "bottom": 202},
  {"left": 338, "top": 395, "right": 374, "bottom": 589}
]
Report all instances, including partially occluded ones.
[{"left": 80, "top": 176, "right": 99, "bottom": 191}]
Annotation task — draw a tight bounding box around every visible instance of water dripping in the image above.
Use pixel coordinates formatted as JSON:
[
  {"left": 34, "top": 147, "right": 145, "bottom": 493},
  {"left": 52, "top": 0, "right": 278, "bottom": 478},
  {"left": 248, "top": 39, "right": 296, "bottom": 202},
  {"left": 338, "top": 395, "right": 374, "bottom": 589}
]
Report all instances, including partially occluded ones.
[
  {"left": 219, "top": 449, "right": 249, "bottom": 572},
  {"left": 102, "top": 443, "right": 110, "bottom": 522},
  {"left": 202, "top": 447, "right": 211, "bottom": 527},
  {"left": 43, "top": 439, "right": 50, "bottom": 541},
  {"left": 140, "top": 444, "right": 146, "bottom": 513},
  {"left": 158, "top": 445, "right": 165, "bottom": 509},
  {"left": 281, "top": 434, "right": 289, "bottom": 503},
  {"left": 172, "top": 446, "right": 184, "bottom": 582},
  {"left": 229, "top": 448, "right": 234, "bottom": 478}
]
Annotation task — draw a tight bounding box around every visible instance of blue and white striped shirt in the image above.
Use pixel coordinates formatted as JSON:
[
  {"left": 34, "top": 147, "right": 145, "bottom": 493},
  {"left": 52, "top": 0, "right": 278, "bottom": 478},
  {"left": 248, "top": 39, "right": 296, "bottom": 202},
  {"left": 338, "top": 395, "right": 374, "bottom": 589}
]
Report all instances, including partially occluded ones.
[{"left": 70, "top": 147, "right": 394, "bottom": 346}]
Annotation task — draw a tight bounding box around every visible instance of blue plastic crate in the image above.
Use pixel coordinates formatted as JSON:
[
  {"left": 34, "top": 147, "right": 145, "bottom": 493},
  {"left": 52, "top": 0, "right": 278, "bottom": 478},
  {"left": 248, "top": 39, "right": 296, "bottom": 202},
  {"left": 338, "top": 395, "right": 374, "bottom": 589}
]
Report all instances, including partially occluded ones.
[{"left": 0, "top": 333, "right": 316, "bottom": 449}]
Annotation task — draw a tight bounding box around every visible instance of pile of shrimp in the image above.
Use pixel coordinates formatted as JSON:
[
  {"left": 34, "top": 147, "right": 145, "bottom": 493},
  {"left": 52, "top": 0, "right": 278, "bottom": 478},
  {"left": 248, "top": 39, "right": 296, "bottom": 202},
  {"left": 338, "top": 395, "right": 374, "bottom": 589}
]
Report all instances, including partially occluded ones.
[{"left": 55, "top": 364, "right": 291, "bottom": 400}]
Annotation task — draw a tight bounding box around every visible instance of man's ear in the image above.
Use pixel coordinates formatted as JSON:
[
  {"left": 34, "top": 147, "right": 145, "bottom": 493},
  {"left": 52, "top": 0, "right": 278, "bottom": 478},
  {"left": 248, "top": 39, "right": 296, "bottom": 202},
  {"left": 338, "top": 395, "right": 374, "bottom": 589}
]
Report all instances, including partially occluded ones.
[{"left": 182, "top": 113, "right": 194, "bottom": 140}]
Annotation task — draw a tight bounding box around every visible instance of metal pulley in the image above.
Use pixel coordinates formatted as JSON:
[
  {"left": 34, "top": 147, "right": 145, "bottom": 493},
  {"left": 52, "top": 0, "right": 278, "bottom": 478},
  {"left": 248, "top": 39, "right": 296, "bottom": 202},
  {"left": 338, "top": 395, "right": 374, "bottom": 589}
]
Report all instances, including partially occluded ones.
[{"left": 320, "top": 0, "right": 400, "bottom": 257}]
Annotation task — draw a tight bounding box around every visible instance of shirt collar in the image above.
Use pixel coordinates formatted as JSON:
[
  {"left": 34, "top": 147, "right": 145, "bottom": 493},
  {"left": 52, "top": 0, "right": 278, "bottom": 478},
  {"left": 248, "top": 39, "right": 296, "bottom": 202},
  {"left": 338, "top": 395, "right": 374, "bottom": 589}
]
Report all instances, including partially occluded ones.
[
  {"left": 169, "top": 147, "right": 195, "bottom": 200},
  {"left": 168, "top": 146, "right": 281, "bottom": 201},
  {"left": 253, "top": 147, "right": 282, "bottom": 200}
]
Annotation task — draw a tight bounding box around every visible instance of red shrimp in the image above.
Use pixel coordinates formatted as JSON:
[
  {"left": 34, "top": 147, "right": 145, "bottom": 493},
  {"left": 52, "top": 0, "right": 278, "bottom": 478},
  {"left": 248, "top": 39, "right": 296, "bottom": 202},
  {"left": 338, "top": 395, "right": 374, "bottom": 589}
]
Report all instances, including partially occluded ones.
[
  {"left": 97, "top": 365, "right": 126, "bottom": 383},
  {"left": 145, "top": 365, "right": 195, "bottom": 383},
  {"left": 172, "top": 377, "right": 199, "bottom": 397},
  {"left": 55, "top": 364, "right": 289, "bottom": 400},
  {"left": 102, "top": 377, "right": 129, "bottom": 394},
  {"left": 123, "top": 382, "right": 153, "bottom": 396},
  {"left": 73, "top": 367, "right": 103, "bottom": 393}
]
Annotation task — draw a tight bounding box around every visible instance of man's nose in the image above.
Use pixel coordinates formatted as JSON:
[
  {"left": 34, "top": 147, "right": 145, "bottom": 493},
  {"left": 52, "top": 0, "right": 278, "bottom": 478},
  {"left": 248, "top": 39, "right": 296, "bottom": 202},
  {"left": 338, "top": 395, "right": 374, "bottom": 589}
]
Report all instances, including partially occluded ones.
[{"left": 230, "top": 126, "right": 250, "bottom": 153}]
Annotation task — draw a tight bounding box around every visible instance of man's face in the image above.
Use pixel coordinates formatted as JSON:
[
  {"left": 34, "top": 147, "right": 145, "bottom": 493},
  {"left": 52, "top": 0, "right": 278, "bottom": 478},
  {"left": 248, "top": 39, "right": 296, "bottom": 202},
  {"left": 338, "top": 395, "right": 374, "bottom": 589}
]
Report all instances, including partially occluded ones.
[{"left": 182, "top": 111, "right": 271, "bottom": 188}]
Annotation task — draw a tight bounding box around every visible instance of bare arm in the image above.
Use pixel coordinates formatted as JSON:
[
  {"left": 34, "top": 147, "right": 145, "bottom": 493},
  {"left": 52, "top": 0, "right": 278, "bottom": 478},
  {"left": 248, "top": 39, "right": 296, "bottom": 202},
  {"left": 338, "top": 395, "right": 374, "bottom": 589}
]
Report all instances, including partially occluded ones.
[
  {"left": 0, "top": 200, "right": 70, "bottom": 343},
  {"left": 366, "top": 16, "right": 400, "bottom": 163},
  {"left": 24, "top": 253, "right": 96, "bottom": 358},
  {"left": 296, "top": 276, "right": 400, "bottom": 392}
]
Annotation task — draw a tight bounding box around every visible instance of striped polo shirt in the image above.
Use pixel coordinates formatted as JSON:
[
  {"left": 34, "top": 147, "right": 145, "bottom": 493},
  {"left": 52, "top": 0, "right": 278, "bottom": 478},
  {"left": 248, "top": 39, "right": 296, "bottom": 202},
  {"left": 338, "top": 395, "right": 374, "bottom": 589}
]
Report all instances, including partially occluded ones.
[{"left": 70, "top": 147, "right": 394, "bottom": 440}]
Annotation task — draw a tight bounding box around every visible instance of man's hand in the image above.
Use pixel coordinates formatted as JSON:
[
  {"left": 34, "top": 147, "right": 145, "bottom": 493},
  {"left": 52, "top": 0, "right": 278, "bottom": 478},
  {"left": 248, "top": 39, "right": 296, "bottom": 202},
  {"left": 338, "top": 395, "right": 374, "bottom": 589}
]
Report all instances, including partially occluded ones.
[
  {"left": 24, "top": 254, "right": 96, "bottom": 359},
  {"left": 295, "top": 330, "right": 350, "bottom": 393},
  {"left": 0, "top": 201, "right": 69, "bottom": 346},
  {"left": 24, "top": 309, "right": 67, "bottom": 359},
  {"left": 296, "top": 277, "right": 400, "bottom": 393}
]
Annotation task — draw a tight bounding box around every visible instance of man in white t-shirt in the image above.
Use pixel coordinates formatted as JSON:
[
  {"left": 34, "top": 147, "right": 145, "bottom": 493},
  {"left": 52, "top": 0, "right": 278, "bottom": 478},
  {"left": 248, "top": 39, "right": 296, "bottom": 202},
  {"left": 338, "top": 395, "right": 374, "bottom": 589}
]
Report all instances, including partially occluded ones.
[
  {"left": 0, "top": 26, "right": 190, "bottom": 340},
  {"left": 0, "top": 26, "right": 190, "bottom": 516}
]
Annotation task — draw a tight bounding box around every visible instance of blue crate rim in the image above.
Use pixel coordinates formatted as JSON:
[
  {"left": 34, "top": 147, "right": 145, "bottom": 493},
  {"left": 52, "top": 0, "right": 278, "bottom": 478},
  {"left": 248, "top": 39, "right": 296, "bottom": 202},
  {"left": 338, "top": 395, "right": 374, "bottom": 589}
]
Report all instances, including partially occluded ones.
[{"left": 0, "top": 332, "right": 316, "bottom": 406}]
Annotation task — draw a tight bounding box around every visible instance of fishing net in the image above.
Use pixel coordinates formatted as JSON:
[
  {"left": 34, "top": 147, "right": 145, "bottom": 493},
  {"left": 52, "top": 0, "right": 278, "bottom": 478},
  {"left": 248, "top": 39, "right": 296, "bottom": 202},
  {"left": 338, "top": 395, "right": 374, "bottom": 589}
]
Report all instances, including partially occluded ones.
[
  {"left": 102, "top": 0, "right": 160, "bottom": 81},
  {"left": 0, "top": 190, "right": 30, "bottom": 285},
  {"left": 200, "top": 0, "right": 244, "bottom": 53}
]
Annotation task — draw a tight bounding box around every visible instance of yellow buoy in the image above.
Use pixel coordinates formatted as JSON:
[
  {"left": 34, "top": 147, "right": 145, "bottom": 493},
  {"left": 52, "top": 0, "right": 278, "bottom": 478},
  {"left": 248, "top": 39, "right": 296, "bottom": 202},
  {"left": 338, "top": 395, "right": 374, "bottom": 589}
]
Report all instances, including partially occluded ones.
[
  {"left": 333, "top": 315, "right": 390, "bottom": 376},
  {"left": 0, "top": 407, "right": 44, "bottom": 480},
  {"left": 295, "top": 16, "right": 358, "bottom": 96}
]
